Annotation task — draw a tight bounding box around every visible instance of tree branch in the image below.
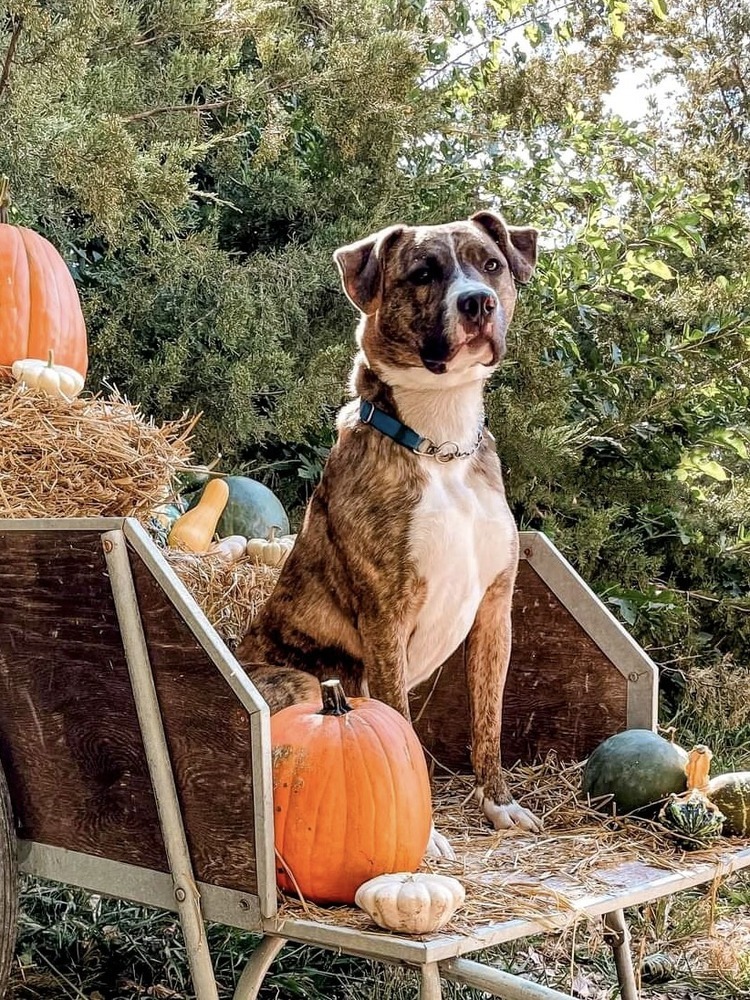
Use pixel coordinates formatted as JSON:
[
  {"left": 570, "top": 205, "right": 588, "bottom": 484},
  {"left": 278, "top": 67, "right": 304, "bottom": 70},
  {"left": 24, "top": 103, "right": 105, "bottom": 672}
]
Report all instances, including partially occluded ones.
[
  {"left": 0, "top": 15, "right": 24, "bottom": 101},
  {"left": 421, "top": 0, "right": 577, "bottom": 86},
  {"left": 124, "top": 99, "right": 232, "bottom": 122}
]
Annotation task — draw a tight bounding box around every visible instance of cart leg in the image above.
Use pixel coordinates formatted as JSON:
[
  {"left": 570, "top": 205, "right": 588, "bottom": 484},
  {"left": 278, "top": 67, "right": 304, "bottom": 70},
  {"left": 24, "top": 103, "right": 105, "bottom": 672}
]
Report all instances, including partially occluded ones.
[
  {"left": 232, "top": 936, "right": 287, "bottom": 1000},
  {"left": 419, "top": 963, "right": 443, "bottom": 1000},
  {"left": 441, "top": 958, "right": 574, "bottom": 998},
  {"left": 604, "top": 909, "right": 639, "bottom": 1000},
  {"left": 105, "top": 531, "right": 220, "bottom": 1000}
]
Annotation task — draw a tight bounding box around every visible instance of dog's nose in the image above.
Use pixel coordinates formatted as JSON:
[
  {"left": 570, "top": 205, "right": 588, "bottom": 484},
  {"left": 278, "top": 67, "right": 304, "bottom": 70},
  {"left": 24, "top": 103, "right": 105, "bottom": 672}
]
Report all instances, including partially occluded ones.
[{"left": 457, "top": 290, "right": 497, "bottom": 323}]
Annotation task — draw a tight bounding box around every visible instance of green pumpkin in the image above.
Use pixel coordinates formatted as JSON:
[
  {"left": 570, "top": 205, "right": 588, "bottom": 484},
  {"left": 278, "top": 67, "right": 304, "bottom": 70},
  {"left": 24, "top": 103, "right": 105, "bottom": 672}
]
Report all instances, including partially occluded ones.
[
  {"left": 659, "top": 790, "right": 725, "bottom": 848},
  {"left": 582, "top": 729, "right": 689, "bottom": 815},
  {"left": 706, "top": 772, "right": 750, "bottom": 836},
  {"left": 188, "top": 476, "right": 289, "bottom": 540}
]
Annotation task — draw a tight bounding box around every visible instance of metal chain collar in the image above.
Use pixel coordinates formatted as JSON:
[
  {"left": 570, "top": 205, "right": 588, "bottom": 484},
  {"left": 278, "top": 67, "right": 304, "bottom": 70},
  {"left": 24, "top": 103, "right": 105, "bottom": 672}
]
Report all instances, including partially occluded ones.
[{"left": 414, "top": 422, "right": 485, "bottom": 463}]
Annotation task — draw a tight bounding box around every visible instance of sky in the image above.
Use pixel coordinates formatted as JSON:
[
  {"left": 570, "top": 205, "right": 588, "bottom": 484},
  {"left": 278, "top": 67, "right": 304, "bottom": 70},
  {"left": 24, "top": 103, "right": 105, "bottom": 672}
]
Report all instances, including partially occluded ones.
[{"left": 603, "top": 67, "right": 654, "bottom": 121}]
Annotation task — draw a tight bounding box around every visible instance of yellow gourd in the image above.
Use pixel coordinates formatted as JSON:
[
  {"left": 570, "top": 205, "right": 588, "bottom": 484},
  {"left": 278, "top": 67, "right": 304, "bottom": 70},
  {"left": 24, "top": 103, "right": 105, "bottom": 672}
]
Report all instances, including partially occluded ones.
[{"left": 168, "top": 479, "right": 230, "bottom": 553}]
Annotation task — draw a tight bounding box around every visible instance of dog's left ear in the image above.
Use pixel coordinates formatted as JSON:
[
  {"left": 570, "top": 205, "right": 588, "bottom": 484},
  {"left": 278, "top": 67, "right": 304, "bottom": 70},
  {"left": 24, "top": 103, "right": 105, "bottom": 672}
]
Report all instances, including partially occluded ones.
[
  {"left": 471, "top": 210, "right": 538, "bottom": 284},
  {"left": 333, "top": 225, "right": 404, "bottom": 315}
]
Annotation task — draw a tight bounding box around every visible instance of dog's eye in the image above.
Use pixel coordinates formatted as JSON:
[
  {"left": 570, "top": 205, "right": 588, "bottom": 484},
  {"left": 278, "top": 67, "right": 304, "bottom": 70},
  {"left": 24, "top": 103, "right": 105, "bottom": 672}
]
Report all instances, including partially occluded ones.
[
  {"left": 410, "top": 267, "right": 433, "bottom": 285},
  {"left": 485, "top": 258, "right": 502, "bottom": 273}
]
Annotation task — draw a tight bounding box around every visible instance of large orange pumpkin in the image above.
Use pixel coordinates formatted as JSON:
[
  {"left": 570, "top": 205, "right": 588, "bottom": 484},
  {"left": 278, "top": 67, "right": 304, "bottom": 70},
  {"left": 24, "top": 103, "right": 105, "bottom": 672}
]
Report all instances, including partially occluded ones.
[
  {"left": 0, "top": 181, "right": 88, "bottom": 378},
  {"left": 271, "top": 679, "right": 432, "bottom": 905}
]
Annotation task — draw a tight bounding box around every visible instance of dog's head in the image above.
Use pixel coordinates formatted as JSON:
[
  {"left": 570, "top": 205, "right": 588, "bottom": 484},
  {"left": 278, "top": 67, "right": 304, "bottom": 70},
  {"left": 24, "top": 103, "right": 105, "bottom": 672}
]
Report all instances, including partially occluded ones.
[{"left": 334, "top": 211, "right": 537, "bottom": 387}]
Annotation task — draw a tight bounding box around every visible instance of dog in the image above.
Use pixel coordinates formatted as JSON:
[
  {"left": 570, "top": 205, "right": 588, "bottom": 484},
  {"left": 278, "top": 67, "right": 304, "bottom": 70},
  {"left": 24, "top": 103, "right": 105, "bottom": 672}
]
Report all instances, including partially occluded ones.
[{"left": 238, "top": 209, "right": 541, "bottom": 852}]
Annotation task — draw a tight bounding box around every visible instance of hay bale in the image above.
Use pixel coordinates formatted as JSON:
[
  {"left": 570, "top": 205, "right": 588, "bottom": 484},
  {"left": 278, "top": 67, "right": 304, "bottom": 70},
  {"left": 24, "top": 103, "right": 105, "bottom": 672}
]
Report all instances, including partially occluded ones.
[
  {"left": 165, "top": 550, "right": 280, "bottom": 649},
  {"left": 0, "top": 382, "right": 195, "bottom": 519}
]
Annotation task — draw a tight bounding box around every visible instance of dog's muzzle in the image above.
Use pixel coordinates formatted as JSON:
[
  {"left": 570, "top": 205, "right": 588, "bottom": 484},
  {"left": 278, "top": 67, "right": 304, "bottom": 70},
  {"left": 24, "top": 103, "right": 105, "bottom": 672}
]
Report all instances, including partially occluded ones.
[{"left": 457, "top": 289, "right": 497, "bottom": 324}]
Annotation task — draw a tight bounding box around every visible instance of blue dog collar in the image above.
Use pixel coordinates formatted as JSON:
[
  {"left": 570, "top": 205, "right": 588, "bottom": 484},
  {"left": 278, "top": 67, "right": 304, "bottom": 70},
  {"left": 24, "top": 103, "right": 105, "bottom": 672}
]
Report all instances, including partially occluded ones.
[{"left": 359, "top": 399, "right": 484, "bottom": 463}]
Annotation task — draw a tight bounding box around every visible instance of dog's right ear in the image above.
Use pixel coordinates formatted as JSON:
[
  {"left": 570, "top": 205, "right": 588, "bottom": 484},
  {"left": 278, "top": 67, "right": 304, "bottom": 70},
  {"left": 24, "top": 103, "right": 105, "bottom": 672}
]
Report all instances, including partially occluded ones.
[{"left": 333, "top": 225, "right": 404, "bottom": 315}]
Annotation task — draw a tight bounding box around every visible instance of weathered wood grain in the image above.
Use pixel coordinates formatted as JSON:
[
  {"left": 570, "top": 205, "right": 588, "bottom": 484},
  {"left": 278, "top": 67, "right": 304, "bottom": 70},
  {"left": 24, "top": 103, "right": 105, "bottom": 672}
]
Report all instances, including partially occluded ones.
[
  {"left": 0, "top": 531, "right": 167, "bottom": 870},
  {"left": 129, "top": 553, "right": 258, "bottom": 892},
  {"left": 411, "top": 561, "right": 628, "bottom": 771},
  {"left": 0, "top": 531, "right": 258, "bottom": 894}
]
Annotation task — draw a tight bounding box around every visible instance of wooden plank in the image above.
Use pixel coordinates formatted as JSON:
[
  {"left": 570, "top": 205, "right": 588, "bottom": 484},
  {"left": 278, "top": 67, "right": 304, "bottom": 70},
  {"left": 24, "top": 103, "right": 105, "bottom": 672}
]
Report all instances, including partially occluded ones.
[
  {"left": 21, "top": 838, "right": 750, "bottom": 971},
  {"left": 0, "top": 517, "right": 124, "bottom": 532},
  {"left": 0, "top": 526, "right": 265, "bottom": 900},
  {"left": 123, "top": 520, "right": 269, "bottom": 715},
  {"left": 128, "top": 548, "right": 260, "bottom": 895},
  {"left": 19, "top": 841, "right": 262, "bottom": 930},
  {"left": 520, "top": 533, "right": 657, "bottom": 730},
  {"left": 412, "top": 560, "right": 629, "bottom": 770},
  {"left": 262, "top": 915, "right": 432, "bottom": 964},
  {"left": 0, "top": 529, "right": 168, "bottom": 872},
  {"left": 421, "top": 846, "right": 750, "bottom": 962},
  {"left": 123, "top": 518, "right": 276, "bottom": 915}
]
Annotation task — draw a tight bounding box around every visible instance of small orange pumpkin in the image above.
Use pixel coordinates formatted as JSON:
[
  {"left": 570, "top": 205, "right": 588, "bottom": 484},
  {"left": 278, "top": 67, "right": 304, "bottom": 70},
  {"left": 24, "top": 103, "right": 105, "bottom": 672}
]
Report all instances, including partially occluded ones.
[
  {"left": 271, "top": 679, "right": 432, "bottom": 905},
  {"left": 0, "top": 178, "right": 88, "bottom": 378}
]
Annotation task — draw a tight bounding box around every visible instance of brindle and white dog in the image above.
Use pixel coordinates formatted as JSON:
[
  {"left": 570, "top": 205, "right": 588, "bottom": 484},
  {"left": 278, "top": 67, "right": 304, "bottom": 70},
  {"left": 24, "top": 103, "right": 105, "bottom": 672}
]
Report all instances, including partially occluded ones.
[{"left": 238, "top": 210, "right": 541, "bottom": 852}]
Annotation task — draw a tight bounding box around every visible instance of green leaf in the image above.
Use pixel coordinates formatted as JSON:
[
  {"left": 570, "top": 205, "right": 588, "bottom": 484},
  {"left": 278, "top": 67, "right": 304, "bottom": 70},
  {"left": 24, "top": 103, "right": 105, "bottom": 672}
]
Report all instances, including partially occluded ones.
[
  {"left": 693, "top": 459, "right": 728, "bottom": 481},
  {"left": 641, "top": 258, "right": 674, "bottom": 280},
  {"left": 651, "top": 0, "right": 668, "bottom": 20},
  {"left": 608, "top": 11, "right": 626, "bottom": 38},
  {"left": 524, "top": 23, "right": 543, "bottom": 46}
]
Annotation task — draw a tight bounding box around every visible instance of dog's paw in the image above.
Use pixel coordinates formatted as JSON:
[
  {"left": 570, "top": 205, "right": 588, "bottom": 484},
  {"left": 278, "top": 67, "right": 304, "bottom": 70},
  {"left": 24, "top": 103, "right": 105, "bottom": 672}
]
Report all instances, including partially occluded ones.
[
  {"left": 424, "top": 823, "right": 456, "bottom": 860},
  {"left": 482, "top": 797, "right": 543, "bottom": 834}
]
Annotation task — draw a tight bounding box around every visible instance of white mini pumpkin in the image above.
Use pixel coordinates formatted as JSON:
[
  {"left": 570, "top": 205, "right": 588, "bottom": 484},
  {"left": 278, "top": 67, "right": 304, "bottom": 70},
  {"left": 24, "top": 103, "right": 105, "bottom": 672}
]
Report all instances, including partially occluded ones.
[
  {"left": 208, "top": 535, "right": 248, "bottom": 563},
  {"left": 12, "top": 350, "right": 85, "bottom": 399},
  {"left": 245, "top": 527, "right": 296, "bottom": 568},
  {"left": 354, "top": 872, "right": 465, "bottom": 934}
]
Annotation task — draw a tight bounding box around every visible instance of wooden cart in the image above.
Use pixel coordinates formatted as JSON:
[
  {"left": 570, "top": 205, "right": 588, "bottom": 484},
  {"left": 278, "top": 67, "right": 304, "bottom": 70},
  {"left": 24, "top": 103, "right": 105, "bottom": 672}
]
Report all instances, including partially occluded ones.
[{"left": 0, "top": 518, "right": 747, "bottom": 1000}]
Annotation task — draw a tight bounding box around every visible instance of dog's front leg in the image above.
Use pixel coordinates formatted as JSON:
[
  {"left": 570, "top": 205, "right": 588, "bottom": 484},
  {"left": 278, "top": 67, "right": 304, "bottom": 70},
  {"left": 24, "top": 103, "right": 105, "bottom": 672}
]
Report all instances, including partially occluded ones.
[
  {"left": 359, "top": 610, "right": 456, "bottom": 860},
  {"left": 466, "top": 568, "right": 542, "bottom": 833},
  {"left": 359, "top": 619, "right": 412, "bottom": 719}
]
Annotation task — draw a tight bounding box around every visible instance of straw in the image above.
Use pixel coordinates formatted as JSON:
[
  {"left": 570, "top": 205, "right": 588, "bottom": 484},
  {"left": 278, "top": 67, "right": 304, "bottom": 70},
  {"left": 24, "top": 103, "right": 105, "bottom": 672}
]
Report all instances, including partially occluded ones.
[
  {"left": 164, "top": 550, "right": 281, "bottom": 649},
  {"left": 0, "top": 381, "right": 195, "bottom": 519}
]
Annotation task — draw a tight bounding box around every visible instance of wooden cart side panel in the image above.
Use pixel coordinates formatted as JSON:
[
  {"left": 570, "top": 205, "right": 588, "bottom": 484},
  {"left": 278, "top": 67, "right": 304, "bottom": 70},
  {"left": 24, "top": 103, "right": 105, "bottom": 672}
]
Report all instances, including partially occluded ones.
[
  {"left": 0, "top": 528, "right": 261, "bottom": 897},
  {"left": 411, "top": 560, "right": 629, "bottom": 769},
  {"left": 129, "top": 551, "right": 259, "bottom": 895},
  {"left": 0, "top": 530, "right": 168, "bottom": 872}
]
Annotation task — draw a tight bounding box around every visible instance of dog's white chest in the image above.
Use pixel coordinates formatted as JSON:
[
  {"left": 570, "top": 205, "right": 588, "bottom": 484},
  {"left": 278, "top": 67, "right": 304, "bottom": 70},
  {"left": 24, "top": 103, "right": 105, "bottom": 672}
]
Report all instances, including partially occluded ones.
[{"left": 406, "top": 459, "right": 515, "bottom": 688}]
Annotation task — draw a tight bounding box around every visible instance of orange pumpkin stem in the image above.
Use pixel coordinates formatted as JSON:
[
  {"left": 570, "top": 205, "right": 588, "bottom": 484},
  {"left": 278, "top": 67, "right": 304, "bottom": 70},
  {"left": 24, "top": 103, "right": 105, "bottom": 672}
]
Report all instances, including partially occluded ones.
[{"left": 320, "top": 679, "right": 352, "bottom": 716}]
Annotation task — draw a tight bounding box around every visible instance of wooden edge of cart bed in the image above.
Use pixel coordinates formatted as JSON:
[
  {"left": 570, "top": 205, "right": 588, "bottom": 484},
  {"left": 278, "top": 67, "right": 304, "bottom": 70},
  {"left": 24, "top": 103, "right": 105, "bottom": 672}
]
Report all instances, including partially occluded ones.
[
  {"left": 24, "top": 835, "right": 743, "bottom": 967},
  {"left": 260, "top": 843, "right": 750, "bottom": 964},
  {"left": 517, "top": 531, "right": 658, "bottom": 730}
]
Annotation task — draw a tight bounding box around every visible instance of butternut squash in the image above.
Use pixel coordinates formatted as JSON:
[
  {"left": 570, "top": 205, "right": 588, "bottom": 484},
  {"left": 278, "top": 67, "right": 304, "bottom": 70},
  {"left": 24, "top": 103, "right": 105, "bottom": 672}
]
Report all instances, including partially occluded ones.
[{"left": 168, "top": 478, "right": 229, "bottom": 552}]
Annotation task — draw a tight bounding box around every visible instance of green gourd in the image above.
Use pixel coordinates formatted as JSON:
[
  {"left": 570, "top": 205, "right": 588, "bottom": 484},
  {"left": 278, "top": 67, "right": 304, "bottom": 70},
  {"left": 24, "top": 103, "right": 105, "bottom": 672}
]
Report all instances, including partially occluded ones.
[
  {"left": 658, "top": 746, "right": 725, "bottom": 847},
  {"left": 706, "top": 772, "right": 750, "bottom": 836},
  {"left": 582, "top": 729, "right": 689, "bottom": 815}
]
